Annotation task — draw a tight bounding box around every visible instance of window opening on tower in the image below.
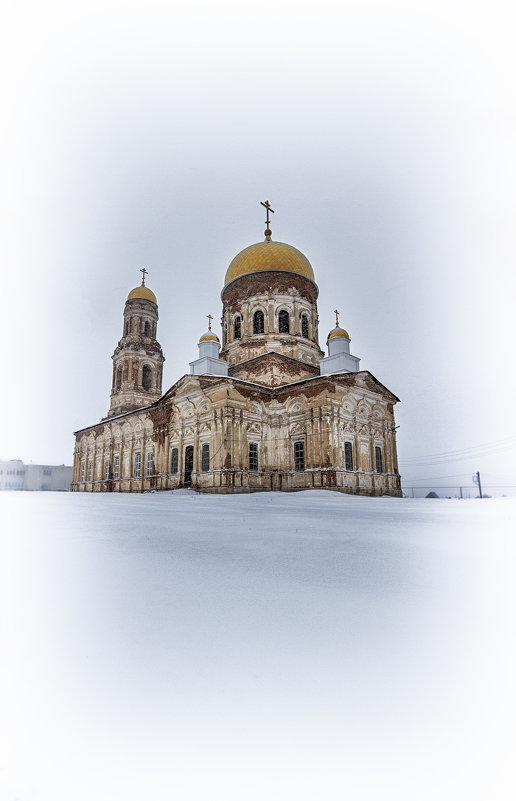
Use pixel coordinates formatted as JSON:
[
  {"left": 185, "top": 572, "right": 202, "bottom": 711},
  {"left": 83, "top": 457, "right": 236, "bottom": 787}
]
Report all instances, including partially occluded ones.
[
  {"left": 278, "top": 310, "right": 290, "bottom": 334},
  {"left": 301, "top": 314, "right": 309, "bottom": 338},
  {"left": 142, "top": 365, "right": 152, "bottom": 391},
  {"left": 253, "top": 310, "right": 264, "bottom": 334}
]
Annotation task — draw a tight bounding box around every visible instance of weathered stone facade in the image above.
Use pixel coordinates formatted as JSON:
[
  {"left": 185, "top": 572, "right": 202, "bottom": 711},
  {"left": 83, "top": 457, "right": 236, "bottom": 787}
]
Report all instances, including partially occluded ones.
[
  {"left": 72, "top": 230, "right": 401, "bottom": 496},
  {"left": 108, "top": 288, "right": 164, "bottom": 417},
  {"left": 221, "top": 271, "right": 323, "bottom": 374}
]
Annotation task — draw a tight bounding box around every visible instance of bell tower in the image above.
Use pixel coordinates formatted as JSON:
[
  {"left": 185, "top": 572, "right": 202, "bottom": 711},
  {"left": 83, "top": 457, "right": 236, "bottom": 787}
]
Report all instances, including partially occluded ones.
[{"left": 107, "top": 269, "right": 165, "bottom": 417}]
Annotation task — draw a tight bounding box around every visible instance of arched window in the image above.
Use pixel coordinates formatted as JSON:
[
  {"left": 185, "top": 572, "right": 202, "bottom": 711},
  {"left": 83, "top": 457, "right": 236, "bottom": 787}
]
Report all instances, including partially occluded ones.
[
  {"left": 134, "top": 452, "right": 141, "bottom": 478},
  {"left": 124, "top": 320, "right": 129, "bottom": 336},
  {"left": 142, "top": 365, "right": 152, "bottom": 391},
  {"left": 278, "top": 310, "right": 290, "bottom": 334},
  {"left": 146, "top": 452, "right": 153, "bottom": 476},
  {"left": 344, "top": 441, "right": 353, "bottom": 471},
  {"left": 115, "top": 366, "right": 122, "bottom": 391},
  {"left": 249, "top": 442, "right": 258, "bottom": 471},
  {"left": 201, "top": 443, "right": 210, "bottom": 472},
  {"left": 144, "top": 321, "right": 151, "bottom": 337},
  {"left": 294, "top": 441, "right": 305, "bottom": 471},
  {"left": 375, "top": 446, "right": 383, "bottom": 473},
  {"left": 234, "top": 316, "right": 241, "bottom": 339},
  {"left": 104, "top": 459, "right": 110, "bottom": 481},
  {"left": 184, "top": 445, "right": 193, "bottom": 486},
  {"left": 170, "top": 448, "right": 178, "bottom": 474},
  {"left": 253, "top": 310, "right": 264, "bottom": 334},
  {"left": 301, "top": 314, "right": 309, "bottom": 338}
]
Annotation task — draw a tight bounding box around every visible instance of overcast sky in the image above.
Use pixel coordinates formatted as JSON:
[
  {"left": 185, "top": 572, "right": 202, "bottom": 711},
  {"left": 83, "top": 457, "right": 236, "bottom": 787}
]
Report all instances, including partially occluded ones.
[{"left": 1, "top": 0, "right": 515, "bottom": 492}]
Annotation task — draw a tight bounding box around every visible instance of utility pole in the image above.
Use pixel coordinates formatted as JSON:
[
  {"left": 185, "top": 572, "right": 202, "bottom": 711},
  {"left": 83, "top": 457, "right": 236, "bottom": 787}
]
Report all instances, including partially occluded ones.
[{"left": 472, "top": 471, "right": 483, "bottom": 498}]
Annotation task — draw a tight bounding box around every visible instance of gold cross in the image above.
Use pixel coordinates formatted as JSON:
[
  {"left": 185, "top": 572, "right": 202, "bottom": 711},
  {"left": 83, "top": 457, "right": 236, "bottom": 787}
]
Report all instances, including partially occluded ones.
[
  {"left": 206, "top": 313, "right": 213, "bottom": 330},
  {"left": 140, "top": 267, "right": 148, "bottom": 286},
  {"left": 260, "top": 199, "right": 275, "bottom": 227},
  {"left": 260, "top": 200, "right": 275, "bottom": 240},
  {"left": 334, "top": 309, "right": 340, "bottom": 327}
]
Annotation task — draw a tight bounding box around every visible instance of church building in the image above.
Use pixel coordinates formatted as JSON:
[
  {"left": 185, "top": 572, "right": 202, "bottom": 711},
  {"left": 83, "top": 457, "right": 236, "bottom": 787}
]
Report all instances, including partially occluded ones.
[{"left": 72, "top": 203, "right": 401, "bottom": 495}]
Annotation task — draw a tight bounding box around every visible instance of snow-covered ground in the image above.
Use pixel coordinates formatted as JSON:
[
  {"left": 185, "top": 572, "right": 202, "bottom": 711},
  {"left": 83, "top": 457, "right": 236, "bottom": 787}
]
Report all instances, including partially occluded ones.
[{"left": 1, "top": 491, "right": 515, "bottom": 801}]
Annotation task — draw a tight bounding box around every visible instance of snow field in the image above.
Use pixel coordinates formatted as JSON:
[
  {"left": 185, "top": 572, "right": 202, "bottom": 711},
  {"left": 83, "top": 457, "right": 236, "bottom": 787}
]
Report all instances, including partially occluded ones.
[{"left": 1, "top": 491, "right": 515, "bottom": 801}]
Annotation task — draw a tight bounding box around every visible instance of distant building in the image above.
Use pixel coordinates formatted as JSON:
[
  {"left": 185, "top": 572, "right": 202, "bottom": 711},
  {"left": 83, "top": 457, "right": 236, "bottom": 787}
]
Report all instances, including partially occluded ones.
[
  {"left": 72, "top": 203, "right": 401, "bottom": 496},
  {"left": 0, "top": 460, "right": 72, "bottom": 491}
]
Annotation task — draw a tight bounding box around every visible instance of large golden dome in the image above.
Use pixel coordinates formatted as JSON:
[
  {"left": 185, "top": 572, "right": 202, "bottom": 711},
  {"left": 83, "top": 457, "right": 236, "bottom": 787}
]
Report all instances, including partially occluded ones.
[
  {"left": 127, "top": 285, "right": 157, "bottom": 304},
  {"left": 224, "top": 240, "right": 315, "bottom": 286}
]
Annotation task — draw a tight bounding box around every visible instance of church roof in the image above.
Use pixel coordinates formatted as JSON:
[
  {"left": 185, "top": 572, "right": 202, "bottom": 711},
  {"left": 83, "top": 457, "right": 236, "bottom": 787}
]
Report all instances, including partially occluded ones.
[
  {"left": 224, "top": 240, "right": 315, "bottom": 286},
  {"left": 328, "top": 326, "right": 350, "bottom": 341},
  {"left": 74, "top": 369, "right": 399, "bottom": 436},
  {"left": 127, "top": 285, "right": 157, "bottom": 303}
]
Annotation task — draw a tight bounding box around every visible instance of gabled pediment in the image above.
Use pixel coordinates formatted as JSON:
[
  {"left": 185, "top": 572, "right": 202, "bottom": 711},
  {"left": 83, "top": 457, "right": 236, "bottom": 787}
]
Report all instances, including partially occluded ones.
[
  {"left": 229, "top": 351, "right": 319, "bottom": 387},
  {"left": 160, "top": 374, "right": 200, "bottom": 400},
  {"left": 333, "top": 371, "right": 400, "bottom": 403}
]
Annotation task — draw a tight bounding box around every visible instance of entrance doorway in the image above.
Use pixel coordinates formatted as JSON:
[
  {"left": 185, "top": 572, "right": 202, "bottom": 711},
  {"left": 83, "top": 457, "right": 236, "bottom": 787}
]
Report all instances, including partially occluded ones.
[
  {"left": 271, "top": 471, "right": 282, "bottom": 491},
  {"left": 184, "top": 445, "right": 194, "bottom": 487}
]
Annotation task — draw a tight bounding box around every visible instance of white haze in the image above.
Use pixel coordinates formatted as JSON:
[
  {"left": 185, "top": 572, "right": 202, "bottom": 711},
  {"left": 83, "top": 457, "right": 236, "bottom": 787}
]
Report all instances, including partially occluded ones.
[{"left": 1, "top": 489, "right": 515, "bottom": 800}]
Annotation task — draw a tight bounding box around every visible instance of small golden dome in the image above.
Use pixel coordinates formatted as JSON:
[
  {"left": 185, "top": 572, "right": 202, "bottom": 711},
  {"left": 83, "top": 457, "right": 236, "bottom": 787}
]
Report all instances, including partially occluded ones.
[
  {"left": 199, "top": 332, "right": 220, "bottom": 343},
  {"left": 128, "top": 286, "right": 157, "bottom": 304},
  {"left": 224, "top": 240, "right": 315, "bottom": 286},
  {"left": 328, "top": 326, "right": 350, "bottom": 340}
]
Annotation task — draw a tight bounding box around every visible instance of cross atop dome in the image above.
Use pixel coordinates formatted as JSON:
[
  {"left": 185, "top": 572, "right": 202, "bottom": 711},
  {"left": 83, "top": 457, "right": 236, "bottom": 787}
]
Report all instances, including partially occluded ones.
[
  {"left": 328, "top": 308, "right": 349, "bottom": 341},
  {"left": 127, "top": 268, "right": 157, "bottom": 304},
  {"left": 260, "top": 200, "right": 274, "bottom": 241}
]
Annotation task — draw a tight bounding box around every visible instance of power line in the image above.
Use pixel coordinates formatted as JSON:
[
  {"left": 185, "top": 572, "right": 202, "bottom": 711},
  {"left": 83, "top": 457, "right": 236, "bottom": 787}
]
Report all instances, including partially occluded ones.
[
  {"left": 400, "top": 447, "right": 516, "bottom": 466},
  {"left": 402, "top": 473, "right": 473, "bottom": 482},
  {"left": 403, "top": 485, "right": 516, "bottom": 490},
  {"left": 401, "top": 434, "right": 516, "bottom": 457},
  {"left": 399, "top": 434, "right": 516, "bottom": 463}
]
